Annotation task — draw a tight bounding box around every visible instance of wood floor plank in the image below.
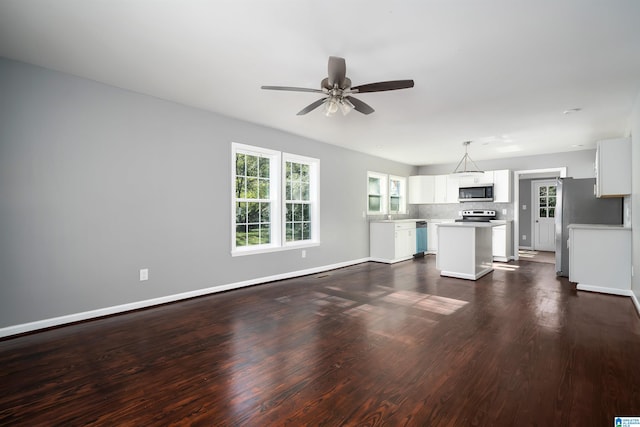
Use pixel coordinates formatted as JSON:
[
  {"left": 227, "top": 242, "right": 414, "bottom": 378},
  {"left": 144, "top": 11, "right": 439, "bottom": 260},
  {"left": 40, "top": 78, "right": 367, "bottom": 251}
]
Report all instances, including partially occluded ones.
[{"left": 2, "top": 256, "right": 640, "bottom": 425}]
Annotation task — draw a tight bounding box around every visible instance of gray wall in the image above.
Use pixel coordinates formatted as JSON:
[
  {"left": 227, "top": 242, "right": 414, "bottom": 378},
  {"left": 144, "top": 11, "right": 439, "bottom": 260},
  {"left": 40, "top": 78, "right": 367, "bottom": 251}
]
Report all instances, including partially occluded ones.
[
  {"left": 631, "top": 90, "right": 640, "bottom": 302},
  {"left": 418, "top": 150, "right": 596, "bottom": 178},
  {"left": 519, "top": 179, "right": 533, "bottom": 247},
  {"left": 0, "top": 58, "right": 417, "bottom": 328}
]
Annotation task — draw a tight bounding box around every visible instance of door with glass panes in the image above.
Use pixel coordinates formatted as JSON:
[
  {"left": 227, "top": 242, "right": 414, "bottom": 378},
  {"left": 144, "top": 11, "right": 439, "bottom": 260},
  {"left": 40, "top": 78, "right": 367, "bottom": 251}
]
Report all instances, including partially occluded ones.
[{"left": 533, "top": 180, "right": 556, "bottom": 251}]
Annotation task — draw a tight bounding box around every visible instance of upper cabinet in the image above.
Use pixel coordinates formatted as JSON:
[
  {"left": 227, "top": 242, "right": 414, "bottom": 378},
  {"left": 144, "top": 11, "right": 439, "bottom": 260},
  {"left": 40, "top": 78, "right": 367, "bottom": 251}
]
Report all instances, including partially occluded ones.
[
  {"left": 493, "top": 169, "right": 511, "bottom": 203},
  {"left": 595, "top": 138, "right": 631, "bottom": 198},
  {"left": 409, "top": 169, "right": 511, "bottom": 204}
]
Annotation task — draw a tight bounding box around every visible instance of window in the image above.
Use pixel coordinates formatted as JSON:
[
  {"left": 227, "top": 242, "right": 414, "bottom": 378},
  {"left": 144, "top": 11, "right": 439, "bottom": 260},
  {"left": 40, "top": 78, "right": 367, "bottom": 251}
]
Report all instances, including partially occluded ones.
[
  {"left": 284, "top": 154, "right": 319, "bottom": 244},
  {"left": 367, "top": 172, "right": 388, "bottom": 214},
  {"left": 367, "top": 171, "right": 407, "bottom": 215},
  {"left": 232, "top": 143, "right": 319, "bottom": 256},
  {"left": 538, "top": 183, "right": 557, "bottom": 218},
  {"left": 389, "top": 175, "right": 407, "bottom": 214}
]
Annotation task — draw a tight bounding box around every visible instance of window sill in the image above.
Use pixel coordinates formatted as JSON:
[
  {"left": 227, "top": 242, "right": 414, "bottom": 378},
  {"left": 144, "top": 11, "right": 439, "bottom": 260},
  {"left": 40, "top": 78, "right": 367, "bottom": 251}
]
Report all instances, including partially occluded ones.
[{"left": 231, "top": 241, "right": 320, "bottom": 257}]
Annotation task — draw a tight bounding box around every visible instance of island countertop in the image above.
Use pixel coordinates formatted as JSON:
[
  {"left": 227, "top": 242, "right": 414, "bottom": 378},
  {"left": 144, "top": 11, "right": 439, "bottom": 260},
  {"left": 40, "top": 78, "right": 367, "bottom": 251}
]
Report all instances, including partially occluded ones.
[{"left": 437, "top": 222, "right": 497, "bottom": 228}]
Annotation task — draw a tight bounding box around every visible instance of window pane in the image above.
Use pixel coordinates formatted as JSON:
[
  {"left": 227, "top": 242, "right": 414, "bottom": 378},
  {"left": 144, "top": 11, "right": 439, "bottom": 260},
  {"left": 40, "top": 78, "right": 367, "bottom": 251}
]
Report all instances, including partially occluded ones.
[
  {"left": 286, "top": 223, "right": 293, "bottom": 241},
  {"left": 259, "top": 202, "right": 269, "bottom": 223},
  {"left": 247, "top": 202, "right": 260, "bottom": 223},
  {"left": 260, "top": 224, "right": 270, "bottom": 244},
  {"left": 259, "top": 157, "right": 269, "bottom": 178},
  {"left": 236, "top": 153, "right": 246, "bottom": 176},
  {"left": 549, "top": 186, "right": 556, "bottom": 196},
  {"left": 540, "top": 208, "right": 547, "bottom": 218},
  {"left": 247, "top": 224, "right": 260, "bottom": 245},
  {"left": 548, "top": 196, "right": 556, "bottom": 207},
  {"left": 301, "top": 164, "right": 309, "bottom": 181},
  {"left": 246, "top": 178, "right": 258, "bottom": 199},
  {"left": 390, "top": 196, "right": 400, "bottom": 212},
  {"left": 302, "top": 204, "right": 310, "bottom": 221},
  {"left": 258, "top": 178, "right": 269, "bottom": 199},
  {"left": 292, "top": 181, "right": 301, "bottom": 200},
  {"left": 235, "top": 177, "right": 246, "bottom": 198},
  {"left": 286, "top": 203, "right": 293, "bottom": 221},
  {"left": 390, "top": 180, "right": 400, "bottom": 197},
  {"left": 369, "top": 195, "right": 381, "bottom": 212},
  {"left": 246, "top": 155, "right": 258, "bottom": 177},
  {"left": 236, "top": 202, "right": 247, "bottom": 224},
  {"left": 539, "top": 198, "right": 547, "bottom": 207},
  {"left": 549, "top": 208, "right": 555, "bottom": 218},
  {"left": 294, "top": 223, "right": 303, "bottom": 240},
  {"left": 235, "top": 225, "right": 247, "bottom": 247},
  {"left": 369, "top": 177, "right": 381, "bottom": 195},
  {"left": 302, "top": 222, "right": 311, "bottom": 240},
  {"left": 294, "top": 203, "right": 302, "bottom": 221},
  {"left": 539, "top": 187, "right": 547, "bottom": 196},
  {"left": 301, "top": 182, "right": 310, "bottom": 201},
  {"left": 292, "top": 162, "right": 301, "bottom": 180}
]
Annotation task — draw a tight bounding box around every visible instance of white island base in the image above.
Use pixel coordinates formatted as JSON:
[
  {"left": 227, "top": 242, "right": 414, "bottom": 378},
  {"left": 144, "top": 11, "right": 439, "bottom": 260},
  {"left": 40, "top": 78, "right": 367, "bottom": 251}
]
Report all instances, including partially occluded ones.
[{"left": 437, "top": 223, "right": 495, "bottom": 280}]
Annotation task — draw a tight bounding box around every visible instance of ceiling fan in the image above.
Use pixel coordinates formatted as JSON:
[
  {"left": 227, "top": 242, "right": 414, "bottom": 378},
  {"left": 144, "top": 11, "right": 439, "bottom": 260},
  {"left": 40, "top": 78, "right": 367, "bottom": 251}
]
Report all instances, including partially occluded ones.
[{"left": 261, "top": 56, "right": 414, "bottom": 116}]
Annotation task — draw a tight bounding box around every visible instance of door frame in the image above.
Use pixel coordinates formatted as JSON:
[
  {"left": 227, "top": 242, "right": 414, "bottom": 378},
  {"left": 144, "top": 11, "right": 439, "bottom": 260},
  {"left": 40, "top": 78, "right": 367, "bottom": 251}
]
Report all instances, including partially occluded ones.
[
  {"left": 513, "top": 167, "right": 567, "bottom": 261},
  {"left": 531, "top": 179, "right": 557, "bottom": 251}
]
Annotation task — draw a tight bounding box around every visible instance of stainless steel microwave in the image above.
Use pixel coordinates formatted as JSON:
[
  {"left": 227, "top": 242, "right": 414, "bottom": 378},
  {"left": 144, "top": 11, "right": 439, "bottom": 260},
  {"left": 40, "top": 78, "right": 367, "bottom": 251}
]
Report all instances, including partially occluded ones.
[{"left": 458, "top": 185, "right": 494, "bottom": 202}]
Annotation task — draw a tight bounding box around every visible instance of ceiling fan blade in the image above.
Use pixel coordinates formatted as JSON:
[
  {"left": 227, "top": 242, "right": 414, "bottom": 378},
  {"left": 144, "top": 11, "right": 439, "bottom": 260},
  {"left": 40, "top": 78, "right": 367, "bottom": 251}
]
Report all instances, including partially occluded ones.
[
  {"left": 345, "top": 96, "right": 375, "bottom": 115},
  {"left": 297, "top": 97, "right": 328, "bottom": 115},
  {"left": 327, "top": 56, "right": 347, "bottom": 88},
  {"left": 351, "top": 80, "right": 415, "bottom": 93},
  {"left": 261, "top": 85, "right": 325, "bottom": 93}
]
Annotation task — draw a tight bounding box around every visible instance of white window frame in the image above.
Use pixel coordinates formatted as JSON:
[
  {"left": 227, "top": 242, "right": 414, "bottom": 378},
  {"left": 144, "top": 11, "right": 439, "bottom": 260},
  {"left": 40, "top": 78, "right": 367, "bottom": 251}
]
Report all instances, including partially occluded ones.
[
  {"left": 367, "top": 171, "right": 388, "bottom": 215},
  {"left": 388, "top": 175, "right": 407, "bottom": 214},
  {"left": 231, "top": 142, "right": 319, "bottom": 256},
  {"left": 282, "top": 153, "right": 320, "bottom": 248}
]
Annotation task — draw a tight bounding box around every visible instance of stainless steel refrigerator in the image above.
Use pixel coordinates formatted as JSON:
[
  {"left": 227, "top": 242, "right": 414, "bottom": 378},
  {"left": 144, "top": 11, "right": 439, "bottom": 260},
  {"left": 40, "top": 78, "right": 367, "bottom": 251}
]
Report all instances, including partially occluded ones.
[{"left": 555, "top": 177, "right": 623, "bottom": 277}]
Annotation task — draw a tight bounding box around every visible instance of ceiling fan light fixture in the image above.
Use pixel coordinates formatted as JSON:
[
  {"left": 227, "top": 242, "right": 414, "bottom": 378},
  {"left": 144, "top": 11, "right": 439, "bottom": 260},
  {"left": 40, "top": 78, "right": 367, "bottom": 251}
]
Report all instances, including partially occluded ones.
[
  {"left": 339, "top": 98, "right": 354, "bottom": 115},
  {"left": 451, "top": 141, "right": 484, "bottom": 176},
  {"left": 324, "top": 98, "right": 339, "bottom": 116}
]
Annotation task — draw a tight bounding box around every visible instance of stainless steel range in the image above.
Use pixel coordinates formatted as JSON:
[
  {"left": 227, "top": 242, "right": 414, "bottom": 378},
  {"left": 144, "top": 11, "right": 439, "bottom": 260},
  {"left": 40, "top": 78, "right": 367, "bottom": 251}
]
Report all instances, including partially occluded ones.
[{"left": 455, "top": 210, "right": 496, "bottom": 222}]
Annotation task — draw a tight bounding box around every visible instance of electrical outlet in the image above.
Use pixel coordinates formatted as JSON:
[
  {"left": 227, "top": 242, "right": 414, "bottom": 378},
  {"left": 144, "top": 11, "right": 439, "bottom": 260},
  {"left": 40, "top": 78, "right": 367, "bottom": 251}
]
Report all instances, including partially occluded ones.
[
  {"left": 522, "top": 204, "right": 527, "bottom": 210},
  {"left": 522, "top": 235, "right": 527, "bottom": 241},
  {"left": 301, "top": 250, "right": 306, "bottom": 258},
  {"left": 139, "top": 268, "right": 149, "bottom": 281},
  {"left": 502, "top": 209, "right": 507, "bottom": 215}
]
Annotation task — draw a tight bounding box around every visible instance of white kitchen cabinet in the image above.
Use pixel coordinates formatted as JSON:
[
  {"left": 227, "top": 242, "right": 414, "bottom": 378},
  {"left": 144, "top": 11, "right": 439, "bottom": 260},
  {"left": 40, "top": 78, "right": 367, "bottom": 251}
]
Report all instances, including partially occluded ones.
[
  {"left": 569, "top": 224, "right": 631, "bottom": 296},
  {"left": 427, "top": 219, "right": 455, "bottom": 253},
  {"left": 595, "top": 138, "right": 631, "bottom": 197},
  {"left": 490, "top": 220, "right": 512, "bottom": 262},
  {"left": 457, "top": 171, "right": 494, "bottom": 187},
  {"left": 493, "top": 169, "right": 511, "bottom": 203},
  {"left": 370, "top": 221, "right": 417, "bottom": 263},
  {"left": 409, "top": 175, "right": 458, "bottom": 204},
  {"left": 408, "top": 175, "right": 435, "bottom": 204}
]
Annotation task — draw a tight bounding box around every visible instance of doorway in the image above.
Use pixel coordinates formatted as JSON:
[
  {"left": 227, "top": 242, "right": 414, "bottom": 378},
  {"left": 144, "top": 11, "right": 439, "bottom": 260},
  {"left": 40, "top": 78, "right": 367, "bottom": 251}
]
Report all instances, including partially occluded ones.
[
  {"left": 532, "top": 180, "right": 556, "bottom": 251},
  {"left": 512, "top": 168, "right": 567, "bottom": 261}
]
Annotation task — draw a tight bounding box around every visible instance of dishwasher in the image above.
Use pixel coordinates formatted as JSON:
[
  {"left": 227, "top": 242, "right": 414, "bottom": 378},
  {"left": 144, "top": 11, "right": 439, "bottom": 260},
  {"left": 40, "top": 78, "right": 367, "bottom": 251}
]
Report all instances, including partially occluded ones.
[{"left": 415, "top": 221, "right": 428, "bottom": 257}]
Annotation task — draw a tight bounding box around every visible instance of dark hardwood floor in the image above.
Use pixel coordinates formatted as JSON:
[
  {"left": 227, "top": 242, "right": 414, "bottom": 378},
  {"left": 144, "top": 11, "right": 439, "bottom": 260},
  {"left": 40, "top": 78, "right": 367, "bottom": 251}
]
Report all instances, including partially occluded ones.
[{"left": 2, "top": 256, "right": 640, "bottom": 426}]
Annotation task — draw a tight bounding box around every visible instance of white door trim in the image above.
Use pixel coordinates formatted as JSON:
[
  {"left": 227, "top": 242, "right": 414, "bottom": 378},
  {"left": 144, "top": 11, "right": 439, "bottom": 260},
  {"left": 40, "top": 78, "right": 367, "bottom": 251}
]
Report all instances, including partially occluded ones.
[
  {"left": 513, "top": 167, "right": 567, "bottom": 261},
  {"left": 532, "top": 179, "right": 557, "bottom": 251}
]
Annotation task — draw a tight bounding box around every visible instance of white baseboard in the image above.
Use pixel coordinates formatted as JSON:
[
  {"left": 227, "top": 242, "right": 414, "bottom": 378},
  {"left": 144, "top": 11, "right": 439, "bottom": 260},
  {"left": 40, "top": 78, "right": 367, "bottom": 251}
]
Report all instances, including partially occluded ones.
[
  {"left": 519, "top": 246, "right": 533, "bottom": 251},
  {"left": 575, "top": 284, "right": 634, "bottom": 297},
  {"left": 0, "top": 257, "right": 370, "bottom": 339},
  {"left": 631, "top": 292, "right": 640, "bottom": 317}
]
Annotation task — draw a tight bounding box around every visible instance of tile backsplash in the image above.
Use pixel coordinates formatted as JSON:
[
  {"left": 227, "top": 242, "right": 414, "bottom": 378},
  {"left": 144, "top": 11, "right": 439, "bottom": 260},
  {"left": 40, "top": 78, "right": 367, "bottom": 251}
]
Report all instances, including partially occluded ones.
[{"left": 417, "top": 202, "right": 514, "bottom": 221}]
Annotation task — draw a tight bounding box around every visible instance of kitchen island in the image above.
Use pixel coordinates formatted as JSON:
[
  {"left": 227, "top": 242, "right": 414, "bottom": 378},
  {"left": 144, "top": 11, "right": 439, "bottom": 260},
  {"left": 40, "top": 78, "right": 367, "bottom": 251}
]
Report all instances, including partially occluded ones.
[{"left": 436, "top": 222, "right": 495, "bottom": 280}]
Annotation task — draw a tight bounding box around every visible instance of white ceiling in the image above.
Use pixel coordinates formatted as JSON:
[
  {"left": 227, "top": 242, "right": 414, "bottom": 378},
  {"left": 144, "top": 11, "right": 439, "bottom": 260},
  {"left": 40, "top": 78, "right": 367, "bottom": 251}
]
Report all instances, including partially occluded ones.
[{"left": 1, "top": 0, "right": 640, "bottom": 166}]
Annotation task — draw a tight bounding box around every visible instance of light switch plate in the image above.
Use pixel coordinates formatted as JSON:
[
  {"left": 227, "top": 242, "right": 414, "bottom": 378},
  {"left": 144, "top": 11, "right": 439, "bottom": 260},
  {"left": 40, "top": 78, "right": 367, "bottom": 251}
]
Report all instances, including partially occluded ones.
[{"left": 140, "top": 268, "right": 149, "bottom": 281}]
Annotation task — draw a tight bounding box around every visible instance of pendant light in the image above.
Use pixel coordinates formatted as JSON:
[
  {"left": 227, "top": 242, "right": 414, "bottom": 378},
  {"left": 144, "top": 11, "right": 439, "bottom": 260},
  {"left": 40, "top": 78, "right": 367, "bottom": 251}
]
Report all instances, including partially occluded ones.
[{"left": 451, "top": 141, "right": 484, "bottom": 176}]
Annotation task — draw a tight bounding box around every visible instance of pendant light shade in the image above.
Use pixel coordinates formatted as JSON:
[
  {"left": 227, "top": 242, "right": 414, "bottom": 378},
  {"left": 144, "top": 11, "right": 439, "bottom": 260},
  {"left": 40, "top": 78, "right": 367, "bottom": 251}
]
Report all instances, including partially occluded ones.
[{"left": 451, "top": 141, "right": 484, "bottom": 176}]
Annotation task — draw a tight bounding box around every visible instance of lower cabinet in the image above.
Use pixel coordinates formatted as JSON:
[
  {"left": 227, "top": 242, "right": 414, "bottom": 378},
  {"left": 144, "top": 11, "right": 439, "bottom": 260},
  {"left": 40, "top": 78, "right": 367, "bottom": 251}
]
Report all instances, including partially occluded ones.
[
  {"left": 569, "top": 225, "right": 631, "bottom": 295},
  {"left": 427, "top": 219, "right": 455, "bottom": 253},
  {"left": 491, "top": 220, "right": 512, "bottom": 262},
  {"left": 370, "top": 221, "right": 417, "bottom": 263}
]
